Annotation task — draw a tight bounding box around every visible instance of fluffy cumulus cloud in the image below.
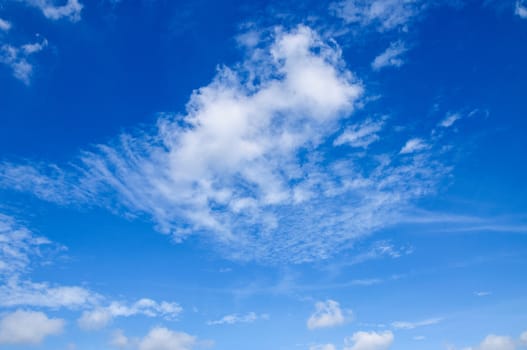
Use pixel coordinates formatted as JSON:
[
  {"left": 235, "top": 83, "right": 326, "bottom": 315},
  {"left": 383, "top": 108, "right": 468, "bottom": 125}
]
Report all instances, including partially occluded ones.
[
  {"left": 0, "top": 310, "right": 64, "bottom": 345},
  {"left": 371, "top": 41, "right": 407, "bottom": 71},
  {"left": 207, "top": 312, "right": 269, "bottom": 325},
  {"left": 0, "top": 38, "right": 47, "bottom": 84},
  {"left": 24, "top": 0, "right": 83, "bottom": 22},
  {"left": 307, "top": 299, "right": 350, "bottom": 330},
  {"left": 331, "top": 0, "right": 426, "bottom": 31},
  {"left": 78, "top": 298, "right": 183, "bottom": 330},
  {"left": 138, "top": 327, "right": 197, "bottom": 350},
  {"left": 0, "top": 25, "right": 449, "bottom": 263},
  {"left": 478, "top": 335, "right": 516, "bottom": 350},
  {"left": 344, "top": 331, "right": 394, "bottom": 350}
]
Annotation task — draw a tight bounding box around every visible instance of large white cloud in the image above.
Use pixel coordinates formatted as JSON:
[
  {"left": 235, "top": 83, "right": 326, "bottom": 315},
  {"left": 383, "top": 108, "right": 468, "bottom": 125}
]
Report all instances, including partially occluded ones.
[
  {"left": 0, "top": 25, "right": 448, "bottom": 263},
  {"left": 478, "top": 335, "right": 516, "bottom": 350},
  {"left": 0, "top": 310, "right": 64, "bottom": 345},
  {"left": 24, "top": 0, "right": 83, "bottom": 22}
]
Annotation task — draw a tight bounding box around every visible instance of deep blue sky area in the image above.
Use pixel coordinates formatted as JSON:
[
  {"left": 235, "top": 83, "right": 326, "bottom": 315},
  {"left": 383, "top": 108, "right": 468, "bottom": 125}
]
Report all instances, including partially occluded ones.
[{"left": 1, "top": 1, "right": 526, "bottom": 350}]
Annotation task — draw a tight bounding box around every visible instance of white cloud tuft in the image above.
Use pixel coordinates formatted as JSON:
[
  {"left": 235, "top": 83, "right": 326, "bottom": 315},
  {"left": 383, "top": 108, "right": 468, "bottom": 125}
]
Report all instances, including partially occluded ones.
[
  {"left": 478, "top": 335, "right": 515, "bottom": 350},
  {"left": 371, "top": 41, "right": 407, "bottom": 71},
  {"left": 25, "top": 0, "right": 83, "bottom": 22},
  {"left": 207, "top": 312, "right": 268, "bottom": 325},
  {"left": 0, "top": 18, "right": 11, "bottom": 31},
  {"left": 310, "top": 344, "right": 337, "bottom": 350},
  {"left": 110, "top": 329, "right": 129, "bottom": 348},
  {"left": 0, "top": 310, "right": 64, "bottom": 345},
  {"left": 400, "top": 138, "right": 429, "bottom": 154},
  {"left": 516, "top": 1, "right": 527, "bottom": 19},
  {"left": 344, "top": 331, "right": 394, "bottom": 350},
  {"left": 307, "top": 299, "right": 350, "bottom": 330},
  {"left": 138, "top": 327, "right": 197, "bottom": 350},
  {"left": 440, "top": 113, "right": 461, "bottom": 128}
]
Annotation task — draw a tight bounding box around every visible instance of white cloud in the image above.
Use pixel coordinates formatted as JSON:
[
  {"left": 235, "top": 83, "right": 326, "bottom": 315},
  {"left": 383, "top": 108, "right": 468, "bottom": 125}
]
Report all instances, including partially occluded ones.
[
  {"left": 110, "top": 329, "right": 129, "bottom": 348},
  {"left": 478, "top": 335, "right": 515, "bottom": 350},
  {"left": 372, "top": 41, "right": 407, "bottom": 71},
  {"left": 331, "top": 0, "right": 425, "bottom": 31},
  {"left": 78, "top": 298, "right": 183, "bottom": 330},
  {"left": 24, "top": 0, "right": 83, "bottom": 22},
  {"left": 207, "top": 312, "right": 268, "bottom": 325},
  {"left": 520, "top": 331, "right": 527, "bottom": 345},
  {"left": 0, "top": 18, "right": 11, "bottom": 31},
  {"left": 516, "top": 1, "right": 527, "bottom": 19},
  {"left": 139, "top": 327, "right": 197, "bottom": 350},
  {"left": 344, "top": 331, "right": 394, "bottom": 350},
  {"left": 391, "top": 317, "right": 442, "bottom": 330},
  {"left": 440, "top": 113, "right": 461, "bottom": 128},
  {"left": 310, "top": 344, "right": 337, "bottom": 350},
  {"left": 474, "top": 291, "right": 492, "bottom": 297},
  {"left": 0, "top": 25, "right": 449, "bottom": 263},
  {"left": 400, "top": 138, "right": 429, "bottom": 154},
  {"left": 0, "top": 38, "right": 47, "bottom": 84},
  {"left": 0, "top": 310, "right": 64, "bottom": 345},
  {"left": 307, "top": 299, "right": 350, "bottom": 330},
  {"left": 334, "top": 118, "right": 384, "bottom": 148}
]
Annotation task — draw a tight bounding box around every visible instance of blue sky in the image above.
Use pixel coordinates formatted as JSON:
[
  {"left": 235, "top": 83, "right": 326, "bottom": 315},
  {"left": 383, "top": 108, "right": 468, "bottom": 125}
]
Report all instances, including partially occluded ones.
[{"left": 1, "top": 0, "right": 527, "bottom": 349}]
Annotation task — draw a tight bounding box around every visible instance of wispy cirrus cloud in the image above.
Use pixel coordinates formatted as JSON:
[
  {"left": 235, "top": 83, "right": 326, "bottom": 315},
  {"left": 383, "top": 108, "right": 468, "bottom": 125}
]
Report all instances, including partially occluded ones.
[
  {"left": 207, "top": 312, "right": 269, "bottom": 326},
  {"left": 371, "top": 41, "right": 407, "bottom": 71},
  {"left": 78, "top": 299, "right": 183, "bottom": 330},
  {"left": 0, "top": 25, "right": 450, "bottom": 263},
  {"left": 391, "top": 317, "right": 442, "bottom": 330},
  {"left": 23, "top": 0, "right": 83, "bottom": 22}
]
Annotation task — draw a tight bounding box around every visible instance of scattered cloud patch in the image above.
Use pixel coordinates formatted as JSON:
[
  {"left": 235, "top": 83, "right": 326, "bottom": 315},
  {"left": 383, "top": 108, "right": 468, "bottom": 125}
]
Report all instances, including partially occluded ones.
[
  {"left": 474, "top": 291, "right": 492, "bottom": 297},
  {"left": 110, "top": 329, "right": 129, "bottom": 348},
  {"left": 78, "top": 298, "right": 183, "bottom": 330},
  {"left": 344, "top": 331, "right": 394, "bottom": 350},
  {"left": 307, "top": 299, "right": 351, "bottom": 330},
  {"left": 207, "top": 312, "right": 268, "bottom": 326},
  {"left": 0, "top": 310, "right": 64, "bottom": 345},
  {"left": 371, "top": 41, "right": 407, "bottom": 71},
  {"left": 331, "top": 0, "right": 425, "bottom": 31},
  {"left": 334, "top": 118, "right": 385, "bottom": 148},
  {"left": 0, "top": 38, "right": 47, "bottom": 84}
]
